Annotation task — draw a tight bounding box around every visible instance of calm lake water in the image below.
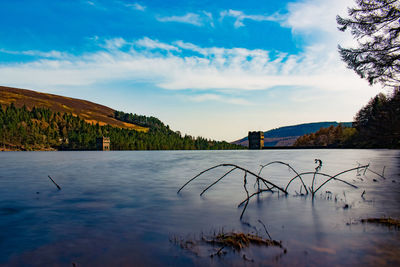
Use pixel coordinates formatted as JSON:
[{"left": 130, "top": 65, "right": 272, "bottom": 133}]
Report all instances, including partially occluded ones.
[{"left": 0, "top": 150, "right": 399, "bottom": 266}]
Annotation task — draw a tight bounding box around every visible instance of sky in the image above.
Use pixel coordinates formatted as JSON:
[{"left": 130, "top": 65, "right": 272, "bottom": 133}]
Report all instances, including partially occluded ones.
[{"left": 0, "top": 0, "right": 385, "bottom": 141}]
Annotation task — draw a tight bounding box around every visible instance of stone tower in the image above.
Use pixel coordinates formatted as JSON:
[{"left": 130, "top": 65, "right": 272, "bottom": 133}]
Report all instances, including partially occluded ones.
[
  {"left": 248, "top": 131, "right": 264, "bottom": 149},
  {"left": 96, "top": 137, "right": 110, "bottom": 151}
]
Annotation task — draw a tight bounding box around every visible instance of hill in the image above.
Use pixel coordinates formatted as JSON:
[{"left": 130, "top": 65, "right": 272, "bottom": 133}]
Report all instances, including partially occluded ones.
[
  {"left": 0, "top": 86, "right": 148, "bottom": 132},
  {"left": 233, "top": 121, "right": 352, "bottom": 147},
  {"left": 0, "top": 86, "right": 242, "bottom": 151}
]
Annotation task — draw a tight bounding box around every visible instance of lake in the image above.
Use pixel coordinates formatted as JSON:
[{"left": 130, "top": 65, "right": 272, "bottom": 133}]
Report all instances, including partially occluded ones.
[{"left": 0, "top": 150, "right": 399, "bottom": 266}]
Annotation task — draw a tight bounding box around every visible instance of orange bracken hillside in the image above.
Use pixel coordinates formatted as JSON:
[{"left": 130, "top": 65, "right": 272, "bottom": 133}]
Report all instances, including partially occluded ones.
[{"left": 0, "top": 86, "right": 148, "bottom": 132}]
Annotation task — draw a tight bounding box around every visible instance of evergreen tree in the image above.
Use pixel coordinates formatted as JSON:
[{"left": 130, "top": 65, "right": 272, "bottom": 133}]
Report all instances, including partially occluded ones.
[{"left": 337, "top": 0, "right": 400, "bottom": 86}]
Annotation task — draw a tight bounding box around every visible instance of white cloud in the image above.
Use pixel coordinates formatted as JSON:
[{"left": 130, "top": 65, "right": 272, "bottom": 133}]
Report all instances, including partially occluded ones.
[
  {"left": 284, "top": 0, "right": 350, "bottom": 33},
  {"left": 103, "top": 38, "right": 127, "bottom": 50},
  {"left": 156, "top": 11, "right": 214, "bottom": 27},
  {"left": 126, "top": 2, "right": 146, "bottom": 11},
  {"left": 157, "top": 13, "right": 203, "bottom": 26},
  {"left": 0, "top": 37, "right": 377, "bottom": 95},
  {"left": 174, "top": 41, "right": 207, "bottom": 55},
  {"left": 282, "top": 0, "right": 356, "bottom": 48},
  {"left": 220, "top": 9, "right": 282, "bottom": 28},
  {"left": 0, "top": 49, "right": 71, "bottom": 59},
  {"left": 202, "top": 11, "right": 214, "bottom": 27},
  {"left": 135, "top": 37, "right": 180, "bottom": 51}
]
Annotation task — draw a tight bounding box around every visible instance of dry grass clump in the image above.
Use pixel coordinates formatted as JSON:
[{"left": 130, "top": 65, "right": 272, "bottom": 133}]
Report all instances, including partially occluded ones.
[
  {"left": 204, "top": 232, "right": 284, "bottom": 251},
  {"left": 361, "top": 217, "right": 400, "bottom": 228},
  {"left": 171, "top": 230, "right": 287, "bottom": 261}
]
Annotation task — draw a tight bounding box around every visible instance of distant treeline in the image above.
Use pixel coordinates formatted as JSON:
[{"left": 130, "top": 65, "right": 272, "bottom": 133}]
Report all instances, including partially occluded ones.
[
  {"left": 114, "top": 111, "right": 166, "bottom": 132},
  {"left": 0, "top": 104, "right": 242, "bottom": 151},
  {"left": 294, "top": 88, "right": 400, "bottom": 148}
]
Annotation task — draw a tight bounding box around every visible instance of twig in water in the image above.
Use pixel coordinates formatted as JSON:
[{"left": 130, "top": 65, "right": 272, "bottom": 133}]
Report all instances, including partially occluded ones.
[
  {"left": 311, "top": 159, "right": 323, "bottom": 196},
  {"left": 257, "top": 165, "right": 271, "bottom": 191},
  {"left": 238, "top": 189, "right": 275, "bottom": 207},
  {"left": 258, "top": 219, "right": 272, "bottom": 240},
  {"left": 285, "top": 169, "right": 360, "bottom": 193},
  {"left": 200, "top": 167, "right": 237, "bottom": 196},
  {"left": 367, "top": 168, "right": 386, "bottom": 180},
  {"left": 312, "top": 165, "right": 368, "bottom": 195},
  {"left": 240, "top": 172, "right": 250, "bottom": 220},
  {"left": 210, "top": 246, "right": 226, "bottom": 258},
  {"left": 177, "top": 163, "right": 288, "bottom": 195},
  {"left": 258, "top": 161, "right": 308, "bottom": 194},
  {"left": 48, "top": 175, "right": 61, "bottom": 190}
]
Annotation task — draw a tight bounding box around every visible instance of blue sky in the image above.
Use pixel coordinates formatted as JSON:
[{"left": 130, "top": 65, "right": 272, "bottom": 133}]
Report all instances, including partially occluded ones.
[{"left": 0, "top": 0, "right": 383, "bottom": 141}]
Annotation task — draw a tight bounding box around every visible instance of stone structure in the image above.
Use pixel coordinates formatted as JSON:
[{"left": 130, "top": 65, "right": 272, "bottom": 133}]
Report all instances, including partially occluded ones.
[
  {"left": 96, "top": 137, "right": 110, "bottom": 151},
  {"left": 248, "top": 131, "right": 264, "bottom": 149}
]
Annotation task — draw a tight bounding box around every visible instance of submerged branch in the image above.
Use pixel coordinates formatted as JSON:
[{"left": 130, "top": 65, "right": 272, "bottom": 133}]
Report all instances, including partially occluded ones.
[
  {"left": 366, "top": 168, "right": 386, "bottom": 180},
  {"left": 238, "top": 189, "right": 275, "bottom": 208},
  {"left": 200, "top": 167, "right": 237, "bottom": 196},
  {"left": 179, "top": 160, "right": 377, "bottom": 220},
  {"left": 313, "top": 165, "right": 368, "bottom": 195},
  {"left": 177, "top": 164, "right": 224, "bottom": 193},
  {"left": 258, "top": 161, "right": 308, "bottom": 194},
  {"left": 177, "top": 163, "right": 288, "bottom": 195},
  {"left": 240, "top": 171, "right": 249, "bottom": 220},
  {"left": 285, "top": 165, "right": 366, "bottom": 193}
]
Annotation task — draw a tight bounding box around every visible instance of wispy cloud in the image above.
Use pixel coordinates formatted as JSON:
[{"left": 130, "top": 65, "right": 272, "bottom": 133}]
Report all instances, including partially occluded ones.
[
  {"left": 125, "top": 2, "right": 146, "bottom": 11},
  {"left": 220, "top": 9, "right": 282, "bottom": 28},
  {"left": 156, "top": 12, "right": 213, "bottom": 27},
  {"left": 136, "top": 37, "right": 180, "bottom": 51},
  {"left": 0, "top": 49, "right": 71, "bottom": 59},
  {"left": 187, "top": 94, "right": 252, "bottom": 105},
  {"left": 102, "top": 38, "right": 127, "bottom": 50},
  {"left": 157, "top": 13, "right": 202, "bottom": 26},
  {"left": 0, "top": 37, "right": 374, "bottom": 95}
]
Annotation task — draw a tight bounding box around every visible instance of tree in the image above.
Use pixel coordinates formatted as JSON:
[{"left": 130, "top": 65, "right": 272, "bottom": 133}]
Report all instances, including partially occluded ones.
[
  {"left": 337, "top": 0, "right": 400, "bottom": 87},
  {"left": 353, "top": 88, "right": 400, "bottom": 147}
]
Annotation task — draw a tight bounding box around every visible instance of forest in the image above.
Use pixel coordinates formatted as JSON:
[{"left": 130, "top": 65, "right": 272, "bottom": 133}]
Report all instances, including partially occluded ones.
[
  {"left": 0, "top": 104, "right": 242, "bottom": 151},
  {"left": 294, "top": 88, "right": 400, "bottom": 148}
]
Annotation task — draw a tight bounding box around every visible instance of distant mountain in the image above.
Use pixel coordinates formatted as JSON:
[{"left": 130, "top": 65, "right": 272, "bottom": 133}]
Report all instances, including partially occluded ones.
[
  {"left": 0, "top": 86, "right": 148, "bottom": 132},
  {"left": 232, "top": 121, "right": 352, "bottom": 147}
]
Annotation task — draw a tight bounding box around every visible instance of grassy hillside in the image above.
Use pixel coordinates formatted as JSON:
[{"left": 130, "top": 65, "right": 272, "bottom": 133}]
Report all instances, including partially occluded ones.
[
  {"left": 0, "top": 86, "right": 242, "bottom": 151},
  {"left": 233, "top": 121, "right": 352, "bottom": 147},
  {"left": 0, "top": 86, "right": 148, "bottom": 132}
]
